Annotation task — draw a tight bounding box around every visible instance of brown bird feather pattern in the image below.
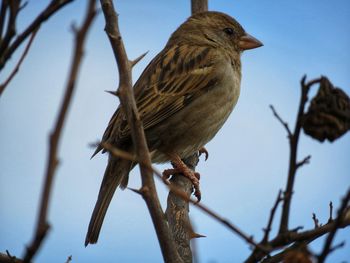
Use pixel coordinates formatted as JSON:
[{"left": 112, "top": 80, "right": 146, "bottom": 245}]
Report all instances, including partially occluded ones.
[{"left": 85, "top": 11, "right": 262, "bottom": 246}]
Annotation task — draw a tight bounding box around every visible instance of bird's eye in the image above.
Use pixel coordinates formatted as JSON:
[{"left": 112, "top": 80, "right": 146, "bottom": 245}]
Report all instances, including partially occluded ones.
[{"left": 223, "top": 27, "right": 234, "bottom": 35}]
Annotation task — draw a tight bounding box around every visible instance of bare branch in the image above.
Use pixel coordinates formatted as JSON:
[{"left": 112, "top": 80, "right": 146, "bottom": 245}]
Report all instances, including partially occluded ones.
[
  {"left": 0, "top": 28, "right": 38, "bottom": 96},
  {"left": 318, "top": 189, "right": 350, "bottom": 263},
  {"left": 245, "top": 76, "right": 348, "bottom": 263},
  {"left": 65, "top": 255, "right": 72, "bottom": 263},
  {"left": 312, "top": 213, "right": 320, "bottom": 228},
  {"left": 262, "top": 190, "right": 283, "bottom": 244},
  {"left": 296, "top": 155, "right": 311, "bottom": 169},
  {"left": 0, "top": 0, "right": 75, "bottom": 70},
  {"left": 22, "top": 1, "right": 96, "bottom": 262},
  {"left": 164, "top": 2, "right": 210, "bottom": 261},
  {"left": 328, "top": 201, "right": 333, "bottom": 223},
  {"left": 279, "top": 77, "right": 322, "bottom": 234},
  {"left": 269, "top": 105, "right": 292, "bottom": 138},
  {"left": 98, "top": 1, "right": 181, "bottom": 262},
  {"left": 191, "top": 0, "right": 208, "bottom": 14},
  {"left": 245, "top": 190, "right": 350, "bottom": 263}
]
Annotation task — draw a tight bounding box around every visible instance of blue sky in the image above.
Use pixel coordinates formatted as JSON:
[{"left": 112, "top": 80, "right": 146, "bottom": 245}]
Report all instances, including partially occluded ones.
[{"left": 1, "top": 0, "right": 349, "bottom": 262}]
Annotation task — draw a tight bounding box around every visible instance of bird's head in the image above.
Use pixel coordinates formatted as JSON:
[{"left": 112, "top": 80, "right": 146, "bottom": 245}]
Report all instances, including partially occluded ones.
[{"left": 168, "top": 11, "right": 263, "bottom": 53}]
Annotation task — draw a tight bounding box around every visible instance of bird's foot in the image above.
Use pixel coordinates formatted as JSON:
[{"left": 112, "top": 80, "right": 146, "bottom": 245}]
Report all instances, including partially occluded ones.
[
  {"left": 198, "top": 147, "right": 209, "bottom": 161},
  {"left": 162, "top": 155, "right": 201, "bottom": 202}
]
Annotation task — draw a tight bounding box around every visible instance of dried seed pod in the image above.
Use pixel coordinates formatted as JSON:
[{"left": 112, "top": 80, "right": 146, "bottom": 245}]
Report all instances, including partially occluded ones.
[{"left": 303, "top": 77, "right": 350, "bottom": 142}]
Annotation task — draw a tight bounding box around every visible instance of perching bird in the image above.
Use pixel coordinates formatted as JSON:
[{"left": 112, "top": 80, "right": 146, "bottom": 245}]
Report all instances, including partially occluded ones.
[{"left": 85, "top": 11, "right": 262, "bottom": 246}]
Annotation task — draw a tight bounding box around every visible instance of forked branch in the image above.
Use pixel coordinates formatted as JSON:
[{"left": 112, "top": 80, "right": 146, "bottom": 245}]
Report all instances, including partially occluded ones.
[{"left": 22, "top": 1, "right": 96, "bottom": 262}]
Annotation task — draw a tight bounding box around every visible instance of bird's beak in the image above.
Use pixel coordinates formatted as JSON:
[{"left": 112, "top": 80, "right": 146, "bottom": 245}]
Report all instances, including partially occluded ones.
[{"left": 238, "top": 33, "right": 263, "bottom": 50}]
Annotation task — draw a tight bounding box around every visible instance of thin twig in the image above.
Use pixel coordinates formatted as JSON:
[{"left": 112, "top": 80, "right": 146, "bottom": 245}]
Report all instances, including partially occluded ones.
[
  {"left": 244, "top": 76, "right": 349, "bottom": 263},
  {"left": 318, "top": 189, "right": 350, "bottom": 263},
  {"left": 0, "top": 0, "right": 74, "bottom": 70},
  {"left": 0, "top": 28, "right": 38, "bottom": 96},
  {"left": 328, "top": 201, "right": 333, "bottom": 223},
  {"left": 262, "top": 190, "right": 283, "bottom": 244},
  {"left": 65, "top": 255, "right": 72, "bottom": 263},
  {"left": 278, "top": 76, "right": 322, "bottom": 234},
  {"left": 312, "top": 213, "right": 319, "bottom": 228},
  {"left": 98, "top": 1, "right": 181, "bottom": 262},
  {"left": 245, "top": 204, "right": 350, "bottom": 263},
  {"left": 296, "top": 155, "right": 311, "bottom": 169},
  {"left": 269, "top": 105, "right": 292, "bottom": 138},
  {"left": 22, "top": 1, "right": 96, "bottom": 262},
  {"left": 0, "top": 0, "right": 20, "bottom": 58},
  {"left": 0, "top": 0, "right": 8, "bottom": 38}
]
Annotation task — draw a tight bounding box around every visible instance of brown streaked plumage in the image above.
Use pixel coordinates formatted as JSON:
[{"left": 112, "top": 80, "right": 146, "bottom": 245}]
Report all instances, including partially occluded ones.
[{"left": 85, "top": 11, "right": 262, "bottom": 246}]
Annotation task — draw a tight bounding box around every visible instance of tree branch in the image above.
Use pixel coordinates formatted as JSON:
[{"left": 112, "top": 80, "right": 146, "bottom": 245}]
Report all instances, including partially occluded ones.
[
  {"left": 101, "top": 142, "right": 269, "bottom": 255},
  {"left": 244, "top": 76, "right": 350, "bottom": 263},
  {"left": 262, "top": 190, "right": 283, "bottom": 244},
  {"left": 0, "top": 0, "right": 74, "bottom": 71},
  {"left": 0, "top": 28, "right": 38, "bottom": 96},
  {"left": 98, "top": 1, "right": 182, "bottom": 262},
  {"left": 22, "top": 1, "right": 96, "bottom": 262},
  {"left": 278, "top": 76, "right": 321, "bottom": 234},
  {"left": 0, "top": 251, "right": 23, "bottom": 263},
  {"left": 165, "top": 1, "right": 209, "bottom": 261},
  {"left": 318, "top": 189, "right": 350, "bottom": 262},
  {"left": 245, "top": 200, "right": 350, "bottom": 262},
  {"left": 191, "top": 0, "right": 208, "bottom": 14}
]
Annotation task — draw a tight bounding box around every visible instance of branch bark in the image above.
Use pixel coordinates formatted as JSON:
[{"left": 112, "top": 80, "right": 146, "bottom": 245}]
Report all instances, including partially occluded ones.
[
  {"left": 22, "top": 1, "right": 96, "bottom": 262},
  {"left": 99, "top": 1, "right": 182, "bottom": 262},
  {"left": 165, "top": 155, "right": 199, "bottom": 263},
  {"left": 165, "top": 1, "right": 208, "bottom": 262},
  {"left": 278, "top": 76, "right": 321, "bottom": 234}
]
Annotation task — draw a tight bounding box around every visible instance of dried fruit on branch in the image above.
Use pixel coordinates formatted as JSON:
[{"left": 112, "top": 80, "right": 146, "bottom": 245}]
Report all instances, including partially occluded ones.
[{"left": 303, "top": 77, "right": 350, "bottom": 142}]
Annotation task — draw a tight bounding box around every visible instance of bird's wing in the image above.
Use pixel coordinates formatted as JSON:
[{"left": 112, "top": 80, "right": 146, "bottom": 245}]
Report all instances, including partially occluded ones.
[{"left": 94, "top": 44, "right": 222, "bottom": 156}]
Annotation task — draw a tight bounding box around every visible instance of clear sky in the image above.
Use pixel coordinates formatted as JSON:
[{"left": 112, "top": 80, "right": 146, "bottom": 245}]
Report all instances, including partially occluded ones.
[{"left": 1, "top": 1, "right": 349, "bottom": 262}]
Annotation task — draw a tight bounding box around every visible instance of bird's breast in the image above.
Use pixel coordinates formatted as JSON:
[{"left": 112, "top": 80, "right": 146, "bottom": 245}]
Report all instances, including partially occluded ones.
[{"left": 150, "top": 62, "right": 241, "bottom": 163}]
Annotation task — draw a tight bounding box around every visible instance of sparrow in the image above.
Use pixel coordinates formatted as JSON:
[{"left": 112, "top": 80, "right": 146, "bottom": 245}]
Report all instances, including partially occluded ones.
[{"left": 85, "top": 11, "right": 262, "bottom": 246}]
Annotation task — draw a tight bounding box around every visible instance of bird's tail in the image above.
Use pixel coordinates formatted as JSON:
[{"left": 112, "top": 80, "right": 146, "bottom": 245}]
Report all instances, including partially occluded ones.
[{"left": 85, "top": 156, "right": 132, "bottom": 246}]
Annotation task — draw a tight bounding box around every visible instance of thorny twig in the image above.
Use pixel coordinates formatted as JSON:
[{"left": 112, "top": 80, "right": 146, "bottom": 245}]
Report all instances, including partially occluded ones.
[
  {"left": 98, "top": 1, "right": 182, "bottom": 262},
  {"left": 22, "top": 1, "right": 96, "bottom": 262}
]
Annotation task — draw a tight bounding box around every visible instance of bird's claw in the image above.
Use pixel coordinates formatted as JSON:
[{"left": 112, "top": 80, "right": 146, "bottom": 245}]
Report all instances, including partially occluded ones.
[
  {"left": 163, "top": 155, "right": 202, "bottom": 202},
  {"left": 198, "top": 147, "right": 209, "bottom": 161}
]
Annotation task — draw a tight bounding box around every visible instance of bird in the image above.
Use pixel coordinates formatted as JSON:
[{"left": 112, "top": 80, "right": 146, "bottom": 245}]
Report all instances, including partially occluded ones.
[{"left": 85, "top": 11, "right": 262, "bottom": 246}]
